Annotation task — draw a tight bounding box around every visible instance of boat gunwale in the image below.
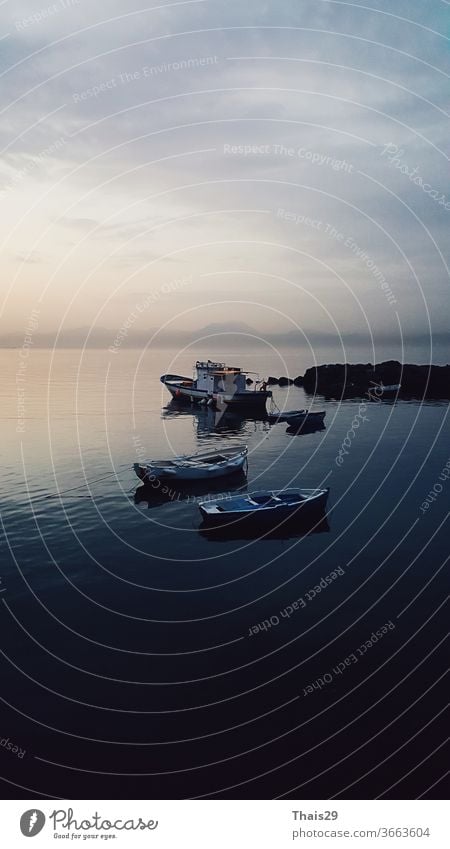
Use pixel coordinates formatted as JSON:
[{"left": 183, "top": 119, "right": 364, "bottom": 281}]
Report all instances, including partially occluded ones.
[
  {"left": 135, "top": 445, "right": 248, "bottom": 471},
  {"left": 199, "top": 487, "right": 329, "bottom": 514}
]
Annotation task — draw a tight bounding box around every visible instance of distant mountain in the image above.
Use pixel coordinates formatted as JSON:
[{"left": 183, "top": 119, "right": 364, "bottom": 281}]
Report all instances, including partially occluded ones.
[
  {"left": 196, "top": 322, "right": 257, "bottom": 335},
  {"left": 0, "top": 322, "right": 260, "bottom": 348},
  {"left": 1, "top": 326, "right": 448, "bottom": 351}
]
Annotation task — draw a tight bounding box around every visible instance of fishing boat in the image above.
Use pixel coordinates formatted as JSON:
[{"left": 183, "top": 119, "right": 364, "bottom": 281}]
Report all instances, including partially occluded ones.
[
  {"left": 267, "top": 408, "right": 326, "bottom": 426},
  {"left": 198, "top": 487, "right": 329, "bottom": 525},
  {"left": 160, "top": 360, "right": 272, "bottom": 410},
  {"left": 134, "top": 445, "right": 248, "bottom": 482}
]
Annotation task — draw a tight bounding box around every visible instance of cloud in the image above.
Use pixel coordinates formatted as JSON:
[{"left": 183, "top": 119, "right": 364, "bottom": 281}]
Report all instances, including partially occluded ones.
[
  {"left": 0, "top": 0, "right": 448, "bottom": 347},
  {"left": 14, "top": 250, "right": 45, "bottom": 263}
]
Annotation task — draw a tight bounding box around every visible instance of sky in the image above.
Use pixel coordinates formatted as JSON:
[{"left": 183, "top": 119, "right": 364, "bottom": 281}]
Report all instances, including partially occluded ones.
[{"left": 0, "top": 0, "right": 448, "bottom": 357}]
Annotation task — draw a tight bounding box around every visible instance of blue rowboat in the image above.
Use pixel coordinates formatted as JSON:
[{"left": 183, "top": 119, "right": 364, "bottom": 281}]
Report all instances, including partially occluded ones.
[{"left": 198, "top": 487, "right": 329, "bottom": 525}]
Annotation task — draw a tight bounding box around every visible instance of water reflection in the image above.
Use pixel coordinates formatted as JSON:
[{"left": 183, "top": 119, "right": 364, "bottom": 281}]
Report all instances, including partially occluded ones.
[
  {"left": 134, "top": 472, "right": 248, "bottom": 509},
  {"left": 199, "top": 512, "right": 330, "bottom": 541},
  {"left": 285, "top": 421, "right": 327, "bottom": 436},
  {"left": 161, "top": 399, "right": 270, "bottom": 437}
]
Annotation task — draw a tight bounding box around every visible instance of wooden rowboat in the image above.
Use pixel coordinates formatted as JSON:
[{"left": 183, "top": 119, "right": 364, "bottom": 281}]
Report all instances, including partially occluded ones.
[
  {"left": 199, "top": 487, "right": 329, "bottom": 525},
  {"left": 267, "top": 409, "right": 326, "bottom": 426},
  {"left": 134, "top": 445, "right": 248, "bottom": 482}
]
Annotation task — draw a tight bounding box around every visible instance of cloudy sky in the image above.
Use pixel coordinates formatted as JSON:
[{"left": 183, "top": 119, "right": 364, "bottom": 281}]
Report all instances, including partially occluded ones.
[{"left": 0, "top": 0, "right": 448, "bottom": 353}]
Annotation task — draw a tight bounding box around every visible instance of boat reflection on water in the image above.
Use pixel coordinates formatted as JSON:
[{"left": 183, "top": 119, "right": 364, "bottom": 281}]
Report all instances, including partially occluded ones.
[
  {"left": 134, "top": 472, "right": 247, "bottom": 509},
  {"left": 285, "top": 421, "right": 326, "bottom": 436},
  {"left": 199, "top": 511, "right": 330, "bottom": 541},
  {"left": 162, "top": 399, "right": 269, "bottom": 437}
]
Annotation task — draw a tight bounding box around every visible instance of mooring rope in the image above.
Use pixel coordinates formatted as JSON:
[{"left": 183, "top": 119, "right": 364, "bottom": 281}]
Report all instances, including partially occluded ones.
[{"left": 34, "top": 465, "right": 132, "bottom": 500}]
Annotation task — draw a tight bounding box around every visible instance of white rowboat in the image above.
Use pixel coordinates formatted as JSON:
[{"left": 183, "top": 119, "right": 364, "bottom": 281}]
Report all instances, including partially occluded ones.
[{"left": 134, "top": 445, "right": 248, "bottom": 482}]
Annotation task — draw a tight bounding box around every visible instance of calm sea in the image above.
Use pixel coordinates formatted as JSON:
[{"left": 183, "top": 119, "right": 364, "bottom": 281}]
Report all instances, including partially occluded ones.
[{"left": 0, "top": 347, "right": 448, "bottom": 799}]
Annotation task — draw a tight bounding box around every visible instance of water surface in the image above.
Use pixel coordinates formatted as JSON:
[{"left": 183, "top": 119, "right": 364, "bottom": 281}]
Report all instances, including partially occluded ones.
[{"left": 0, "top": 348, "right": 448, "bottom": 799}]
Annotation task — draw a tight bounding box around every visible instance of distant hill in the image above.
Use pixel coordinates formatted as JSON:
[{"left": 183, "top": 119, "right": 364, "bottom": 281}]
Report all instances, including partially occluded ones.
[
  {"left": 1, "top": 326, "right": 448, "bottom": 352},
  {"left": 0, "top": 322, "right": 261, "bottom": 348},
  {"left": 196, "top": 322, "right": 256, "bottom": 335}
]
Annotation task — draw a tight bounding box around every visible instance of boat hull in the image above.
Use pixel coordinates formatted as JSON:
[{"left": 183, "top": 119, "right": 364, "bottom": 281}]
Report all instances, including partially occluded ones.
[
  {"left": 134, "top": 447, "right": 248, "bottom": 482},
  {"left": 267, "top": 410, "right": 326, "bottom": 425},
  {"left": 284, "top": 411, "right": 326, "bottom": 427},
  {"left": 199, "top": 488, "right": 329, "bottom": 526},
  {"left": 161, "top": 376, "right": 271, "bottom": 409}
]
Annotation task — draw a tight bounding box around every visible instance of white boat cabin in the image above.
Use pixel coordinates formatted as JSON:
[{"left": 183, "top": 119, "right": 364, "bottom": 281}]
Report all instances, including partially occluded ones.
[{"left": 195, "top": 360, "right": 247, "bottom": 394}]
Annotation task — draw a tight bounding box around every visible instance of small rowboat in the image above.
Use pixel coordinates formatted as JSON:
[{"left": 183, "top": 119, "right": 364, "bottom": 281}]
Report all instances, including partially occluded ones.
[
  {"left": 284, "top": 410, "right": 326, "bottom": 428},
  {"left": 134, "top": 445, "right": 248, "bottom": 482},
  {"left": 267, "top": 409, "right": 326, "bottom": 426},
  {"left": 199, "top": 487, "right": 329, "bottom": 525}
]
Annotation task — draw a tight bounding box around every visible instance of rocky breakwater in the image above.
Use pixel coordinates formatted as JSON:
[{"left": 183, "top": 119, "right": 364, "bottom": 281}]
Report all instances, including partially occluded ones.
[
  {"left": 267, "top": 375, "right": 303, "bottom": 386},
  {"left": 302, "top": 361, "right": 450, "bottom": 400}
]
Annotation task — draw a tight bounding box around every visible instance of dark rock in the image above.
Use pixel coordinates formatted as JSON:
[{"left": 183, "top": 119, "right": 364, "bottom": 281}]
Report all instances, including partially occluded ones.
[
  {"left": 400, "top": 363, "right": 450, "bottom": 398},
  {"left": 293, "top": 375, "right": 304, "bottom": 386},
  {"left": 373, "top": 360, "right": 402, "bottom": 385},
  {"left": 322, "top": 381, "right": 362, "bottom": 399},
  {"left": 303, "top": 361, "right": 450, "bottom": 399},
  {"left": 267, "top": 376, "right": 279, "bottom": 385},
  {"left": 278, "top": 376, "right": 294, "bottom": 386}
]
